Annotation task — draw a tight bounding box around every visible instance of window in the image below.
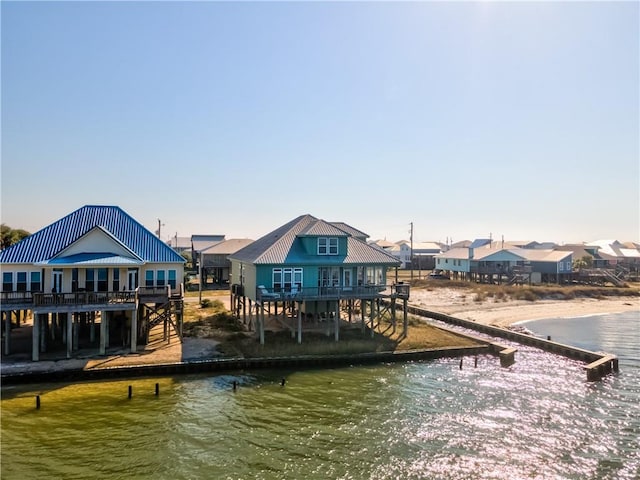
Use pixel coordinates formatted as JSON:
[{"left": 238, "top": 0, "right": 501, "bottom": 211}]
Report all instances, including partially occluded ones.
[
  {"left": 157, "top": 270, "right": 166, "bottom": 286},
  {"left": 86, "top": 269, "right": 95, "bottom": 292},
  {"left": 366, "top": 267, "right": 374, "bottom": 285},
  {"left": 559, "top": 262, "right": 564, "bottom": 272},
  {"left": 273, "top": 268, "right": 283, "bottom": 292},
  {"left": 318, "top": 237, "right": 338, "bottom": 255},
  {"left": 293, "top": 268, "right": 302, "bottom": 289},
  {"left": 113, "top": 269, "right": 120, "bottom": 291},
  {"left": 97, "top": 268, "right": 108, "bottom": 291},
  {"left": 168, "top": 270, "right": 176, "bottom": 289},
  {"left": 3, "top": 272, "right": 13, "bottom": 292},
  {"left": 72, "top": 268, "right": 79, "bottom": 292},
  {"left": 30, "top": 272, "right": 41, "bottom": 292},
  {"left": 567, "top": 261, "right": 572, "bottom": 271},
  {"left": 16, "top": 272, "right": 27, "bottom": 292},
  {"left": 145, "top": 270, "right": 154, "bottom": 287}
]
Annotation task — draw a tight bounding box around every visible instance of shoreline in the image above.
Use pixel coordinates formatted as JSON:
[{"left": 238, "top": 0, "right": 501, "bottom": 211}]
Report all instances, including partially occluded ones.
[
  {"left": 407, "top": 289, "right": 639, "bottom": 328},
  {"left": 1, "top": 291, "right": 637, "bottom": 383}
]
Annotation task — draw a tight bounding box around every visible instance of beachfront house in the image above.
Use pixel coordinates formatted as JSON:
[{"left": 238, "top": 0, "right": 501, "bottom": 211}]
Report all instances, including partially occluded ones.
[
  {"left": 0, "top": 205, "right": 185, "bottom": 360},
  {"left": 228, "top": 214, "right": 407, "bottom": 343}
]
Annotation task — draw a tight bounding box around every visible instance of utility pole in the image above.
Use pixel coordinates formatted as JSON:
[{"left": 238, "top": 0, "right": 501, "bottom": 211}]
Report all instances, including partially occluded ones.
[
  {"left": 410, "top": 222, "right": 414, "bottom": 281},
  {"left": 157, "top": 219, "right": 164, "bottom": 239}
]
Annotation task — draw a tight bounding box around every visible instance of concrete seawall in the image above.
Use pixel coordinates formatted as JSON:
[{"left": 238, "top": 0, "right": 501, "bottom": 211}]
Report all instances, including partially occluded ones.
[
  {"left": 1, "top": 345, "right": 492, "bottom": 386},
  {"left": 406, "top": 305, "right": 618, "bottom": 381}
]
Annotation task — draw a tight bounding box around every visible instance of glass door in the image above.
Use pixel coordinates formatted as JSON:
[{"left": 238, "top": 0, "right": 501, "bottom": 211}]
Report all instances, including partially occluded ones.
[
  {"left": 52, "top": 269, "right": 63, "bottom": 293},
  {"left": 127, "top": 269, "right": 138, "bottom": 290}
]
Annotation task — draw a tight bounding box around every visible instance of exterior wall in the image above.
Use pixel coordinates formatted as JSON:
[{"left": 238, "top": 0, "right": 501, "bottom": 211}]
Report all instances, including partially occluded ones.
[
  {"left": 300, "top": 236, "right": 348, "bottom": 256},
  {"left": 435, "top": 257, "right": 468, "bottom": 273},
  {"left": 60, "top": 229, "right": 134, "bottom": 257},
  {"left": 232, "top": 262, "right": 257, "bottom": 301},
  {"left": 141, "top": 263, "right": 185, "bottom": 290}
]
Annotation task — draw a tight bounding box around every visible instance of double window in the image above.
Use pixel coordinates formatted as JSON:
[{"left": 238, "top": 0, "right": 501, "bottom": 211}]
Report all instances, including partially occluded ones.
[
  {"left": 273, "top": 268, "right": 303, "bottom": 292},
  {"left": 3, "top": 272, "right": 13, "bottom": 292},
  {"left": 97, "top": 268, "right": 108, "bottom": 291},
  {"left": 16, "top": 272, "right": 27, "bottom": 292},
  {"left": 86, "top": 269, "right": 95, "bottom": 292},
  {"left": 30, "top": 272, "right": 41, "bottom": 292},
  {"left": 318, "top": 237, "right": 338, "bottom": 255}
]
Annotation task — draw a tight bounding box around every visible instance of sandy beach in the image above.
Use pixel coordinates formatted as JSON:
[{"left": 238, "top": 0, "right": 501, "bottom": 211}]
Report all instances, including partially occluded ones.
[{"left": 408, "top": 288, "right": 640, "bottom": 327}]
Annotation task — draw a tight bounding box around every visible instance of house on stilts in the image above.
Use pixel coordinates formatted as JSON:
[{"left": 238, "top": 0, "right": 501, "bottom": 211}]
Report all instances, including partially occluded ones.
[
  {"left": 228, "top": 214, "right": 410, "bottom": 344},
  {"left": 0, "top": 205, "right": 185, "bottom": 361}
]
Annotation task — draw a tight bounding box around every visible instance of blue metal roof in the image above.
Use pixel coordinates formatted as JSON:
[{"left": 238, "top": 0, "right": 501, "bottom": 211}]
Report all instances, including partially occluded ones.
[
  {"left": 0, "top": 205, "right": 184, "bottom": 264},
  {"left": 36, "top": 253, "right": 144, "bottom": 266}
]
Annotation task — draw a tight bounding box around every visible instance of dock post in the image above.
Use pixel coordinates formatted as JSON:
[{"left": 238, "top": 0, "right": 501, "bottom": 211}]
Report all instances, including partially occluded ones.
[
  {"left": 66, "top": 312, "right": 73, "bottom": 358},
  {"left": 100, "top": 311, "right": 108, "bottom": 355},
  {"left": 3, "top": 311, "right": 10, "bottom": 355},
  {"left": 32, "top": 314, "right": 40, "bottom": 361},
  {"left": 130, "top": 310, "right": 138, "bottom": 353}
]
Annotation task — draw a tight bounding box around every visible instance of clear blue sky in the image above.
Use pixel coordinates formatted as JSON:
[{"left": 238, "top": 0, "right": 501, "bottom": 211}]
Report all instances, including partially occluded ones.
[{"left": 2, "top": 1, "right": 638, "bottom": 244}]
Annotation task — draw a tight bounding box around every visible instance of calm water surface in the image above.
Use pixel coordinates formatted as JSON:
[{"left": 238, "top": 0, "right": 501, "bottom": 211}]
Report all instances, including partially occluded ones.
[{"left": 2, "top": 312, "right": 639, "bottom": 479}]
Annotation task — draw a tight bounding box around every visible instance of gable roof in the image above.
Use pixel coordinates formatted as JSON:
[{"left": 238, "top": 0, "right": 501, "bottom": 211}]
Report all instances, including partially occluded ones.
[
  {"left": 330, "top": 222, "right": 369, "bottom": 240},
  {"left": 191, "top": 234, "right": 225, "bottom": 252},
  {"left": 229, "top": 214, "right": 399, "bottom": 265},
  {"left": 0, "top": 205, "right": 184, "bottom": 264},
  {"left": 298, "top": 220, "right": 349, "bottom": 237},
  {"left": 201, "top": 238, "right": 254, "bottom": 255},
  {"left": 469, "top": 238, "right": 492, "bottom": 249}
]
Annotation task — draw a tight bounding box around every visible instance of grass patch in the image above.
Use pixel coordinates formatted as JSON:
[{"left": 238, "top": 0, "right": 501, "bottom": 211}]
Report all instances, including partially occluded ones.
[
  {"left": 223, "top": 319, "right": 479, "bottom": 358},
  {"left": 410, "top": 282, "right": 640, "bottom": 303}
]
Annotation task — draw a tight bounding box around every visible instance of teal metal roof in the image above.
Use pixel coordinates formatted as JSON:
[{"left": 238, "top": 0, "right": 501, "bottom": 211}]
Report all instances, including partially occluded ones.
[
  {"left": 0, "top": 205, "right": 184, "bottom": 264},
  {"left": 229, "top": 214, "right": 400, "bottom": 266}
]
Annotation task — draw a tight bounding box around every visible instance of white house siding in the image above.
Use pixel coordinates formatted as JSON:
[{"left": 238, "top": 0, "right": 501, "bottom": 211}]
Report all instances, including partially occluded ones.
[{"left": 60, "top": 228, "right": 135, "bottom": 258}]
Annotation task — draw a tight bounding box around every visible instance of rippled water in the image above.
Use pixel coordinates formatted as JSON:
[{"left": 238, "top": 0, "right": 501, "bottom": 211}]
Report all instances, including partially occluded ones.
[{"left": 2, "top": 312, "right": 638, "bottom": 479}]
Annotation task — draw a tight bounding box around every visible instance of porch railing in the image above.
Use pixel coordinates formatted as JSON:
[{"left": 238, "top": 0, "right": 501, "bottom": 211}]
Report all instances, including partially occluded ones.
[
  {"left": 1, "top": 291, "right": 34, "bottom": 305},
  {"left": 257, "top": 284, "right": 391, "bottom": 302},
  {"left": 33, "top": 291, "right": 137, "bottom": 307},
  {"left": 1, "top": 284, "right": 184, "bottom": 309}
]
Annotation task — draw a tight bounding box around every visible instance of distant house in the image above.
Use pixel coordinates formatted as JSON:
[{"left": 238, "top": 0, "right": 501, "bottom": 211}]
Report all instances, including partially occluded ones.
[
  {"left": 411, "top": 241, "right": 444, "bottom": 270},
  {"left": 200, "top": 238, "right": 254, "bottom": 287},
  {"left": 166, "top": 236, "right": 192, "bottom": 255},
  {"left": 0, "top": 205, "right": 185, "bottom": 361},
  {"left": 369, "top": 239, "right": 442, "bottom": 269},
  {"left": 369, "top": 239, "right": 411, "bottom": 268},
  {"left": 191, "top": 234, "right": 225, "bottom": 270},
  {"left": 228, "top": 215, "right": 405, "bottom": 343},
  {"left": 434, "top": 240, "right": 573, "bottom": 284}
]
